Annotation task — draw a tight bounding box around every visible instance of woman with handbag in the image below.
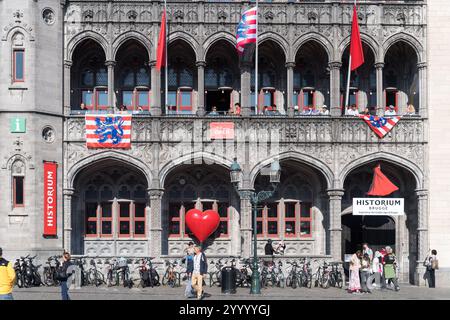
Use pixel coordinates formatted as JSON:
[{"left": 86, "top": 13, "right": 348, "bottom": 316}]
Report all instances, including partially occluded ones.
[
  {"left": 382, "top": 246, "right": 399, "bottom": 291},
  {"left": 424, "top": 249, "right": 438, "bottom": 288},
  {"left": 58, "top": 251, "right": 73, "bottom": 300}
]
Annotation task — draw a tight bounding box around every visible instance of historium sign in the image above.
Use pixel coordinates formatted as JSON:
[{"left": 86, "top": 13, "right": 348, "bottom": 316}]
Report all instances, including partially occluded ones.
[{"left": 352, "top": 198, "right": 404, "bottom": 216}]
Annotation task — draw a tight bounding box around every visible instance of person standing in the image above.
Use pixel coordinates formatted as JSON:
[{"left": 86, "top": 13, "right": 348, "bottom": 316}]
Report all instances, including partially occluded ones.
[
  {"left": 348, "top": 250, "right": 362, "bottom": 294},
  {"left": 382, "top": 246, "right": 399, "bottom": 291},
  {"left": 424, "top": 249, "right": 438, "bottom": 288},
  {"left": 191, "top": 246, "right": 208, "bottom": 300},
  {"left": 0, "top": 247, "right": 16, "bottom": 300},
  {"left": 360, "top": 254, "right": 372, "bottom": 293},
  {"left": 184, "top": 242, "right": 195, "bottom": 298},
  {"left": 362, "top": 243, "right": 374, "bottom": 261},
  {"left": 234, "top": 103, "right": 241, "bottom": 116},
  {"left": 371, "top": 251, "right": 383, "bottom": 290},
  {"left": 58, "top": 251, "right": 73, "bottom": 300}
]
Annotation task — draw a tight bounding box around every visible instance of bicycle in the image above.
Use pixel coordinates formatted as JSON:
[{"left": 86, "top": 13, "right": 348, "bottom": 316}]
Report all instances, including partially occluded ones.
[
  {"left": 208, "top": 259, "right": 224, "bottom": 287},
  {"left": 285, "top": 261, "right": 301, "bottom": 289},
  {"left": 298, "top": 258, "right": 312, "bottom": 288},
  {"left": 137, "top": 257, "right": 160, "bottom": 288},
  {"left": 43, "top": 255, "right": 61, "bottom": 287},
  {"left": 23, "top": 255, "right": 42, "bottom": 287},
  {"left": 13, "top": 256, "right": 26, "bottom": 288},
  {"left": 235, "top": 259, "right": 252, "bottom": 288},
  {"left": 162, "top": 260, "right": 180, "bottom": 288},
  {"left": 87, "top": 259, "right": 105, "bottom": 287},
  {"left": 328, "top": 262, "right": 344, "bottom": 289}
]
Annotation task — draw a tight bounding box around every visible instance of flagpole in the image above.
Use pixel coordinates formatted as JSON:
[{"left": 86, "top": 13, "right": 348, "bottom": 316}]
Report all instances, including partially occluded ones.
[
  {"left": 164, "top": 0, "right": 168, "bottom": 115},
  {"left": 255, "top": 0, "right": 259, "bottom": 115}
]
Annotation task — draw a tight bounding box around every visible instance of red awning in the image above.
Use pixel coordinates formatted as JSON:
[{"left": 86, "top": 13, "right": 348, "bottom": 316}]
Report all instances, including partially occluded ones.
[{"left": 366, "top": 164, "right": 399, "bottom": 196}]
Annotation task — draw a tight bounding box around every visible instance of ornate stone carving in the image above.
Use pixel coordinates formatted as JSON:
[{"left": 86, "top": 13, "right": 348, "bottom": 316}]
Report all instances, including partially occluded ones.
[
  {"left": 13, "top": 10, "right": 23, "bottom": 23},
  {"left": 127, "top": 10, "right": 138, "bottom": 22}
]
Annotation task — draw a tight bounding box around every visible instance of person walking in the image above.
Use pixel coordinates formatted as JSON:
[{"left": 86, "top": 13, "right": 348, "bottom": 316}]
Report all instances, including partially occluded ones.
[
  {"left": 191, "top": 246, "right": 208, "bottom": 300},
  {"left": 348, "top": 250, "right": 362, "bottom": 294},
  {"left": 424, "top": 249, "right": 438, "bottom": 288},
  {"left": 360, "top": 253, "right": 372, "bottom": 293},
  {"left": 0, "top": 247, "right": 16, "bottom": 300},
  {"left": 183, "top": 242, "right": 195, "bottom": 298},
  {"left": 382, "top": 246, "right": 399, "bottom": 291},
  {"left": 58, "top": 251, "right": 73, "bottom": 300}
]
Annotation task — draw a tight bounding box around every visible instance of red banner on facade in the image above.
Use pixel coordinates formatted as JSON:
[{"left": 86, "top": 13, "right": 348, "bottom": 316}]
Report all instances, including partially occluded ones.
[
  {"left": 43, "top": 162, "right": 58, "bottom": 237},
  {"left": 210, "top": 122, "right": 235, "bottom": 140}
]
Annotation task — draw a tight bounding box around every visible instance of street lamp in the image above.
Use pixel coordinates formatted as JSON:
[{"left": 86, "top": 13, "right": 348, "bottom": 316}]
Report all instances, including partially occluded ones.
[{"left": 230, "top": 157, "right": 281, "bottom": 294}]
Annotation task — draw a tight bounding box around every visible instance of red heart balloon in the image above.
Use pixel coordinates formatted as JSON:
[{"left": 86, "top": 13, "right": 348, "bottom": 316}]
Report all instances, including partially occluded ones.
[{"left": 185, "top": 209, "right": 220, "bottom": 242}]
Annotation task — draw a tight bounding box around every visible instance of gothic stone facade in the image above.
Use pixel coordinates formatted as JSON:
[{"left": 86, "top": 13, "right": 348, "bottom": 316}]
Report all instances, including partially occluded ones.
[{"left": 0, "top": 0, "right": 437, "bottom": 285}]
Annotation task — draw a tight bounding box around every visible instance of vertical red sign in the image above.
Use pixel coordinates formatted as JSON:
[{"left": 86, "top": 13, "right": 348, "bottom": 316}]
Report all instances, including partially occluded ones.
[{"left": 44, "top": 162, "right": 58, "bottom": 237}]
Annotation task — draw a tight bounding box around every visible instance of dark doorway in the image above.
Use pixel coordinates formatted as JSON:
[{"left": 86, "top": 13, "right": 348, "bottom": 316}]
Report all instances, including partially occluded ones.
[
  {"left": 206, "top": 90, "right": 231, "bottom": 113},
  {"left": 342, "top": 214, "right": 395, "bottom": 256}
]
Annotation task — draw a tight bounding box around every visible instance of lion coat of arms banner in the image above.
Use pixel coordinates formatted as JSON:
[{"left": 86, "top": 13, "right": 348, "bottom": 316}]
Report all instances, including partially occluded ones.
[{"left": 85, "top": 114, "right": 132, "bottom": 149}]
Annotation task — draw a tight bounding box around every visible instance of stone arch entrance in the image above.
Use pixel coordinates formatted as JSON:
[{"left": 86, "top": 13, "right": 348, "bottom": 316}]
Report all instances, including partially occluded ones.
[
  {"left": 161, "top": 162, "right": 240, "bottom": 256},
  {"left": 341, "top": 160, "right": 418, "bottom": 283},
  {"left": 71, "top": 159, "right": 149, "bottom": 256}
]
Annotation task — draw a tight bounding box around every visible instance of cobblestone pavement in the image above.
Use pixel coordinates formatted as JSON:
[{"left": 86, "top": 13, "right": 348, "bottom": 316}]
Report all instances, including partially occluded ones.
[{"left": 11, "top": 284, "right": 450, "bottom": 300}]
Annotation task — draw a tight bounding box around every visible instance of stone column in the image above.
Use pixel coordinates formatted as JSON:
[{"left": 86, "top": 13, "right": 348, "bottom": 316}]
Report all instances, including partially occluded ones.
[
  {"left": 240, "top": 62, "right": 252, "bottom": 117},
  {"left": 64, "top": 60, "right": 72, "bottom": 115},
  {"left": 148, "top": 188, "right": 164, "bottom": 258},
  {"left": 327, "top": 189, "right": 344, "bottom": 262},
  {"left": 375, "top": 62, "right": 384, "bottom": 116},
  {"left": 196, "top": 61, "right": 206, "bottom": 116},
  {"left": 329, "top": 61, "right": 342, "bottom": 116},
  {"left": 415, "top": 189, "right": 429, "bottom": 286},
  {"left": 286, "top": 62, "right": 295, "bottom": 117},
  {"left": 63, "top": 188, "right": 75, "bottom": 252},
  {"left": 239, "top": 190, "right": 253, "bottom": 258},
  {"left": 105, "top": 60, "right": 116, "bottom": 110},
  {"left": 417, "top": 62, "right": 427, "bottom": 117},
  {"left": 150, "top": 60, "right": 162, "bottom": 116}
]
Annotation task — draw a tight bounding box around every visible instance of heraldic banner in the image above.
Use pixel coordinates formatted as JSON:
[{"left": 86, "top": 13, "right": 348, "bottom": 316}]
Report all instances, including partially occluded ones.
[
  {"left": 358, "top": 115, "right": 401, "bottom": 139},
  {"left": 85, "top": 114, "right": 132, "bottom": 149}
]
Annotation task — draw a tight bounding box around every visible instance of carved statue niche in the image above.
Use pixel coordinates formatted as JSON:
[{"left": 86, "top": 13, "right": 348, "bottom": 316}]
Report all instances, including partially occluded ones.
[{"left": 12, "top": 32, "right": 25, "bottom": 47}]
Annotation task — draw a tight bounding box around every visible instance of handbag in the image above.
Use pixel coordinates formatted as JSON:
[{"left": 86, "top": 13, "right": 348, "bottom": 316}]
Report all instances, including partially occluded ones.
[{"left": 431, "top": 259, "right": 439, "bottom": 270}]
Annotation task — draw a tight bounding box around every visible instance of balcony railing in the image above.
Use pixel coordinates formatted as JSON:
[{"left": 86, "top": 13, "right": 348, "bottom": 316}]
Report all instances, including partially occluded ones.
[{"left": 65, "top": 115, "right": 426, "bottom": 144}]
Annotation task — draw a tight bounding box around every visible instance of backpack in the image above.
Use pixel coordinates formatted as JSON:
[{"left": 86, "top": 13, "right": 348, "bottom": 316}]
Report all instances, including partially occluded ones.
[{"left": 431, "top": 259, "right": 439, "bottom": 270}]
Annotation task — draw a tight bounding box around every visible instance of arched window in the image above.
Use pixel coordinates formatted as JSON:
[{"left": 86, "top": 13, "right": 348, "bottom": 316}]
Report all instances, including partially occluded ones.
[
  {"left": 12, "top": 160, "right": 25, "bottom": 208},
  {"left": 12, "top": 32, "right": 25, "bottom": 83}
]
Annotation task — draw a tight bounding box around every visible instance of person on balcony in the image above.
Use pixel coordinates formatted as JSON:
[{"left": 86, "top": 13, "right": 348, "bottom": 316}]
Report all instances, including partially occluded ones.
[
  {"left": 360, "top": 107, "right": 370, "bottom": 116},
  {"left": 301, "top": 105, "right": 314, "bottom": 115},
  {"left": 271, "top": 104, "right": 281, "bottom": 115},
  {"left": 346, "top": 104, "right": 359, "bottom": 116},
  {"left": 384, "top": 105, "right": 397, "bottom": 117},
  {"left": 293, "top": 105, "right": 300, "bottom": 115},
  {"left": 234, "top": 103, "right": 241, "bottom": 116},
  {"left": 320, "top": 105, "right": 329, "bottom": 116},
  {"left": 208, "top": 106, "right": 219, "bottom": 116},
  {"left": 405, "top": 104, "right": 416, "bottom": 116},
  {"left": 119, "top": 105, "right": 128, "bottom": 113}
]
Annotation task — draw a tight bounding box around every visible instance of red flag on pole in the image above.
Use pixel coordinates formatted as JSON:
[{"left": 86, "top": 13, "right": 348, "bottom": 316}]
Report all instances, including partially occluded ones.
[
  {"left": 350, "top": 5, "right": 364, "bottom": 71},
  {"left": 367, "top": 164, "right": 399, "bottom": 196},
  {"left": 156, "top": 10, "right": 166, "bottom": 71}
]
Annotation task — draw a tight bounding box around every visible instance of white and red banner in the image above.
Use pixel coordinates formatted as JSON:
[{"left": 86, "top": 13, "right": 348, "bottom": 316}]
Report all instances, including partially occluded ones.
[
  {"left": 210, "top": 122, "right": 235, "bottom": 140},
  {"left": 43, "top": 162, "right": 58, "bottom": 237},
  {"left": 358, "top": 115, "right": 401, "bottom": 138},
  {"left": 236, "top": 6, "right": 257, "bottom": 54},
  {"left": 85, "top": 114, "right": 132, "bottom": 149}
]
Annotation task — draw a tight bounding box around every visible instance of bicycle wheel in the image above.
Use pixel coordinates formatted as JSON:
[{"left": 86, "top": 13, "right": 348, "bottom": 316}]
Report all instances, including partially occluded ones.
[
  {"left": 33, "top": 272, "right": 42, "bottom": 286},
  {"left": 291, "top": 276, "right": 297, "bottom": 289},
  {"left": 321, "top": 274, "right": 330, "bottom": 289},
  {"left": 278, "top": 275, "right": 285, "bottom": 288},
  {"left": 336, "top": 272, "right": 343, "bottom": 289},
  {"left": 15, "top": 273, "right": 24, "bottom": 288},
  {"left": 286, "top": 274, "right": 292, "bottom": 287}
]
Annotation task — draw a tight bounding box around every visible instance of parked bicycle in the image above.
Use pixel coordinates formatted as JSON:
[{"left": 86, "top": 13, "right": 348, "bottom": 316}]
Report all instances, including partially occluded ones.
[
  {"left": 137, "top": 257, "right": 160, "bottom": 288},
  {"left": 43, "top": 255, "right": 61, "bottom": 287},
  {"left": 87, "top": 259, "right": 105, "bottom": 287},
  {"left": 208, "top": 259, "right": 224, "bottom": 287},
  {"left": 285, "top": 261, "right": 301, "bottom": 289},
  {"left": 162, "top": 260, "right": 180, "bottom": 288},
  {"left": 328, "top": 262, "right": 344, "bottom": 289},
  {"left": 23, "top": 255, "right": 42, "bottom": 287},
  {"left": 13, "top": 256, "right": 26, "bottom": 288}
]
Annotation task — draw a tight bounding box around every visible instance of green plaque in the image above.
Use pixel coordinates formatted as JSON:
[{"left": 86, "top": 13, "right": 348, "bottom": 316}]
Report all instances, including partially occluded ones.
[{"left": 10, "top": 117, "right": 26, "bottom": 133}]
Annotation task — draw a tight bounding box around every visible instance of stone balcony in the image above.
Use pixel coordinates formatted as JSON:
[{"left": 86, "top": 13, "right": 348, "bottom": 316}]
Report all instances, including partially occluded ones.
[{"left": 65, "top": 115, "right": 426, "bottom": 145}]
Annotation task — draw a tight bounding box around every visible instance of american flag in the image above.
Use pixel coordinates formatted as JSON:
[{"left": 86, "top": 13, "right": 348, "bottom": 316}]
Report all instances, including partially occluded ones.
[
  {"left": 85, "top": 114, "right": 132, "bottom": 149},
  {"left": 236, "top": 7, "right": 257, "bottom": 54},
  {"left": 358, "top": 115, "right": 401, "bottom": 139}
]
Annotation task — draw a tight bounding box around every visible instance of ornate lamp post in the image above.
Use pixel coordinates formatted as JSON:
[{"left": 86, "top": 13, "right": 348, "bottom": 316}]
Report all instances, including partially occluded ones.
[{"left": 230, "top": 158, "right": 281, "bottom": 294}]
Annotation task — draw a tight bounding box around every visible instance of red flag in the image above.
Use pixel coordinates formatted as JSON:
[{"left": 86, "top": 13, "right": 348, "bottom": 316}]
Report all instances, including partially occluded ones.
[
  {"left": 367, "top": 164, "right": 399, "bottom": 196},
  {"left": 350, "top": 5, "right": 364, "bottom": 71},
  {"left": 156, "top": 10, "right": 166, "bottom": 71}
]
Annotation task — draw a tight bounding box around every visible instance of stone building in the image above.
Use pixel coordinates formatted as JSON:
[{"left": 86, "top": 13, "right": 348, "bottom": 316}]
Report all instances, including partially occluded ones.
[{"left": 1, "top": 0, "right": 447, "bottom": 286}]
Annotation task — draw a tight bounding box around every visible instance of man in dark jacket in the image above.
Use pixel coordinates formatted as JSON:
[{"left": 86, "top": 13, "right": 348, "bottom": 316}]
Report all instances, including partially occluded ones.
[{"left": 191, "top": 246, "right": 208, "bottom": 300}]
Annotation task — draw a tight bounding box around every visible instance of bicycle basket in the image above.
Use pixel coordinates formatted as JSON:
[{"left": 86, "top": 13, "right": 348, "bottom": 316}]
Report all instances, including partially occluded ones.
[{"left": 118, "top": 259, "right": 128, "bottom": 268}]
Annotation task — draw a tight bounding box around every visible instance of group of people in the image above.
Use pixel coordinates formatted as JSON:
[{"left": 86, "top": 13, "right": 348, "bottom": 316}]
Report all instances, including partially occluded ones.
[
  {"left": 264, "top": 239, "right": 286, "bottom": 257},
  {"left": 182, "top": 242, "right": 209, "bottom": 300},
  {"left": 345, "top": 103, "right": 416, "bottom": 117},
  {"left": 348, "top": 243, "right": 400, "bottom": 294},
  {"left": 294, "top": 104, "right": 329, "bottom": 116},
  {"left": 0, "top": 247, "right": 73, "bottom": 300}
]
